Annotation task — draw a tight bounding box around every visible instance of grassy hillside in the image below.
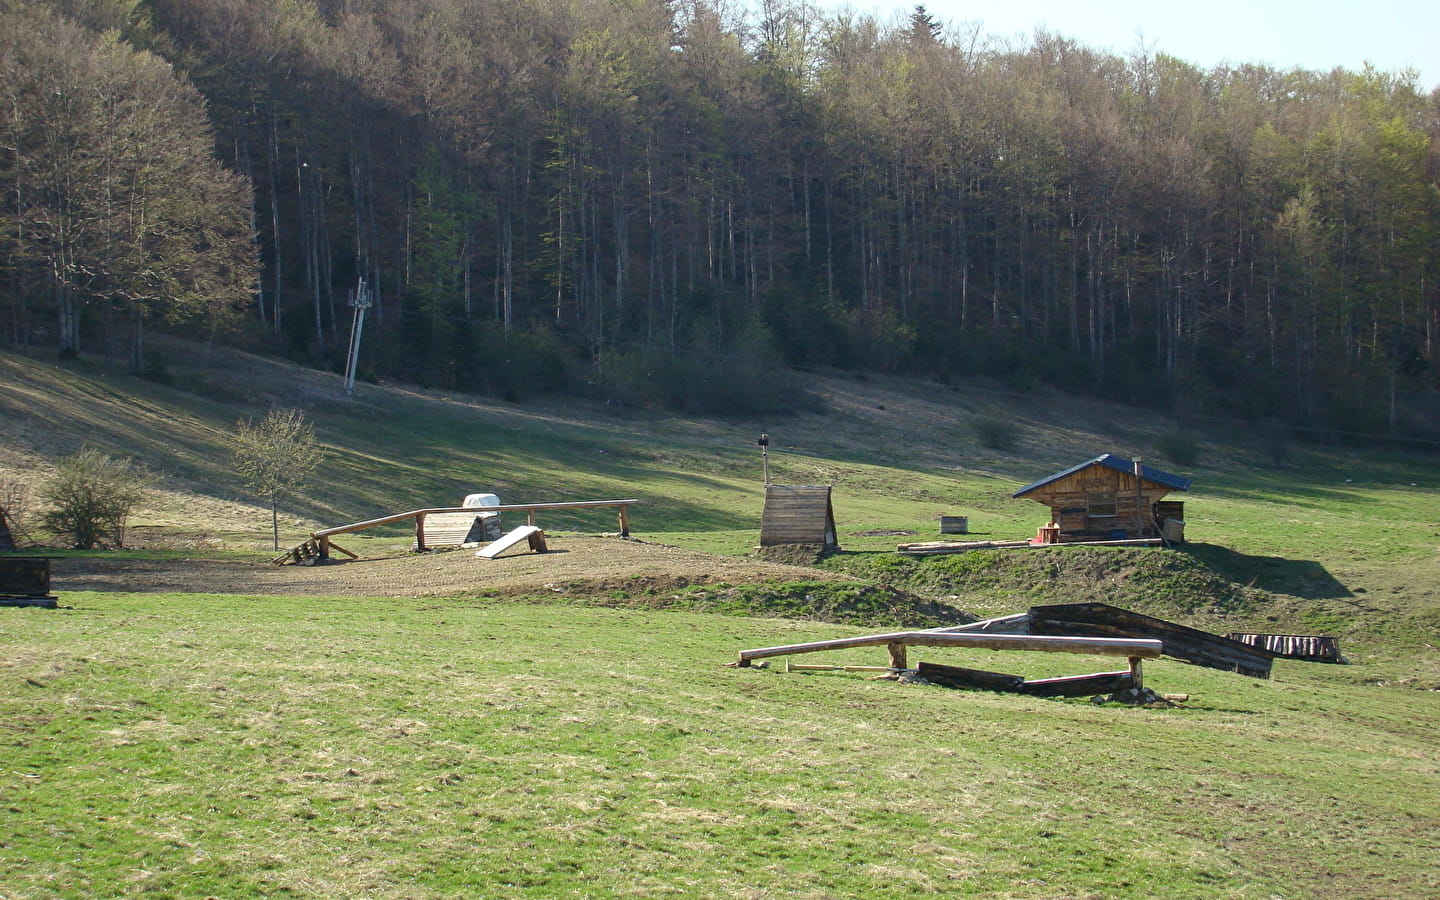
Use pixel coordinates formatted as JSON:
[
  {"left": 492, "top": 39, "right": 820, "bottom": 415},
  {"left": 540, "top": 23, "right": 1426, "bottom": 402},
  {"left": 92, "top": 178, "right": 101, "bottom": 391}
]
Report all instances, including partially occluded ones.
[
  {"left": 4, "top": 342, "right": 1437, "bottom": 662},
  {"left": 5, "top": 343, "right": 1440, "bottom": 897}
]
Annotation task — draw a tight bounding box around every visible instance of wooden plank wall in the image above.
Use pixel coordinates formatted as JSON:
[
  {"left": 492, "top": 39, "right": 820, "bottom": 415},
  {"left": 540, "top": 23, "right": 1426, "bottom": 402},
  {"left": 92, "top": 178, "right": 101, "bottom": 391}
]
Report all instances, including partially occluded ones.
[{"left": 1227, "top": 633, "right": 1344, "bottom": 663}]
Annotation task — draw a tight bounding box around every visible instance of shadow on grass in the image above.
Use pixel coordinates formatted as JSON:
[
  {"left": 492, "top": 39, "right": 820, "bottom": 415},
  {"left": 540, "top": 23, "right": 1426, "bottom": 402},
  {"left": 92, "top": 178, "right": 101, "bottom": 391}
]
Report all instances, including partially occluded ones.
[{"left": 1181, "top": 542, "right": 1353, "bottom": 600}]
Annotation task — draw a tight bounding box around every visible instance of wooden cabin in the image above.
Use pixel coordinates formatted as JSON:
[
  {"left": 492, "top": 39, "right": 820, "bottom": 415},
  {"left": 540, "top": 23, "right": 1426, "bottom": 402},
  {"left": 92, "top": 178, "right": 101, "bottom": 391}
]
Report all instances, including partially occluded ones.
[{"left": 1013, "top": 454, "right": 1190, "bottom": 543}]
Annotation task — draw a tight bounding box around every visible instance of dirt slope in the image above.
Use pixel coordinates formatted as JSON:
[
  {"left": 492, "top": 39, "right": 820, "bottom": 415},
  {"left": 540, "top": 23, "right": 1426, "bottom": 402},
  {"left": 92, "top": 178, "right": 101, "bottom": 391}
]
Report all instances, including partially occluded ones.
[{"left": 50, "top": 534, "right": 845, "bottom": 598}]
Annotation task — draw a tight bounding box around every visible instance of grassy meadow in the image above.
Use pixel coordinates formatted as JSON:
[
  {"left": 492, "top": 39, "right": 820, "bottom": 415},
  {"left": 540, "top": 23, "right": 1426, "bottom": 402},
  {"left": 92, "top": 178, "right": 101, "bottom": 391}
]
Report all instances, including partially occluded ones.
[
  {"left": 4, "top": 345, "right": 1440, "bottom": 897},
  {"left": 4, "top": 593, "right": 1438, "bottom": 899}
]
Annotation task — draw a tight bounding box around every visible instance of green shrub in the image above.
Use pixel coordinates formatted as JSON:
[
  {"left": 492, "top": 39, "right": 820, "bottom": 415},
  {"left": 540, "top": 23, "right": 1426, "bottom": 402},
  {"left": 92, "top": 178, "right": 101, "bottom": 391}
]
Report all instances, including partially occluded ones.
[{"left": 39, "top": 449, "right": 153, "bottom": 549}]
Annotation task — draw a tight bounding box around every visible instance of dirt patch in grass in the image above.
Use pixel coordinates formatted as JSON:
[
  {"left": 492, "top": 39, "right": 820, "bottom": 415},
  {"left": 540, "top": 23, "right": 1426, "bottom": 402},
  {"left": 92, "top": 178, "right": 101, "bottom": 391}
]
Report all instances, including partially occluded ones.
[{"left": 49, "top": 535, "right": 853, "bottom": 599}]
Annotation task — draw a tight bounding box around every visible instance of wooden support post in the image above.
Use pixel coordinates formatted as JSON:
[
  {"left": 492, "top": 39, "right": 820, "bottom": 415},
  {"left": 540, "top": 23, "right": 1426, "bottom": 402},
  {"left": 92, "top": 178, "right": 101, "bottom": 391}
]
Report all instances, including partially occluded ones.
[
  {"left": 415, "top": 513, "right": 428, "bottom": 551},
  {"left": 1133, "top": 457, "right": 1145, "bottom": 537},
  {"left": 887, "top": 642, "right": 908, "bottom": 670},
  {"left": 618, "top": 505, "right": 630, "bottom": 537},
  {"left": 327, "top": 540, "right": 358, "bottom": 560},
  {"left": 527, "top": 510, "right": 536, "bottom": 528},
  {"left": 1129, "top": 656, "right": 1144, "bottom": 691}
]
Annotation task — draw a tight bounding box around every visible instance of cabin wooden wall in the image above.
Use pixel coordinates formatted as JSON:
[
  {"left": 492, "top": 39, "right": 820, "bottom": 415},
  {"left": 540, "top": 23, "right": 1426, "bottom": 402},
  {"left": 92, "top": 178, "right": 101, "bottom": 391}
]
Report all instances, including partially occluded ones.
[{"left": 1024, "top": 466, "right": 1176, "bottom": 540}]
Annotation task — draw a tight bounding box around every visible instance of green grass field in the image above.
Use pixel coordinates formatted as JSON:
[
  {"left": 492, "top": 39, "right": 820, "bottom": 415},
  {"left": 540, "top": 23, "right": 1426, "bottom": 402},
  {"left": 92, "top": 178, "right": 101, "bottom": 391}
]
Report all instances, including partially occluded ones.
[
  {"left": 4, "top": 345, "right": 1440, "bottom": 897},
  {"left": 5, "top": 593, "right": 1438, "bottom": 899}
]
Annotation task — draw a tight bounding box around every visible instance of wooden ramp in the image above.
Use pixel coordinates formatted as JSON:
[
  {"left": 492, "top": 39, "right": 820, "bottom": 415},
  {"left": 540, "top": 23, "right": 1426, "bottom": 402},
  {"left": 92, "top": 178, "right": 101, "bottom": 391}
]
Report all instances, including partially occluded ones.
[
  {"left": 476, "top": 526, "right": 547, "bottom": 559},
  {"left": 418, "top": 512, "right": 496, "bottom": 551},
  {"left": 1029, "top": 602, "right": 1274, "bottom": 678},
  {"left": 760, "top": 485, "right": 838, "bottom": 550}
]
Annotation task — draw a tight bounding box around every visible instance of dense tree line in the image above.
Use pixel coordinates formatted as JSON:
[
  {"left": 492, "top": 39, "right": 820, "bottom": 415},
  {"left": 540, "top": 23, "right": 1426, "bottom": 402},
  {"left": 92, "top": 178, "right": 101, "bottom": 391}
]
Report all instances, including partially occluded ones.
[{"left": 3, "top": 0, "right": 1438, "bottom": 433}]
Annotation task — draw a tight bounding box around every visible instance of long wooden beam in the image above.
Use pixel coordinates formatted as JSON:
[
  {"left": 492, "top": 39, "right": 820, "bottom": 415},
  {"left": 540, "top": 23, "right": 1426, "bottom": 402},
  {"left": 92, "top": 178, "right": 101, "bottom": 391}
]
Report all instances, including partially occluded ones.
[{"left": 736, "top": 631, "right": 1162, "bottom": 666}]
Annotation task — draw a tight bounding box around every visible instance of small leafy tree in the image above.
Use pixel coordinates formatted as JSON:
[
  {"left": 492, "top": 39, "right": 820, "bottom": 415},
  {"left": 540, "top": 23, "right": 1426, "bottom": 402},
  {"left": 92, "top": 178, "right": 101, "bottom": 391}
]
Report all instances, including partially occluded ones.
[
  {"left": 230, "top": 409, "right": 325, "bottom": 550},
  {"left": 39, "top": 450, "right": 153, "bottom": 549}
]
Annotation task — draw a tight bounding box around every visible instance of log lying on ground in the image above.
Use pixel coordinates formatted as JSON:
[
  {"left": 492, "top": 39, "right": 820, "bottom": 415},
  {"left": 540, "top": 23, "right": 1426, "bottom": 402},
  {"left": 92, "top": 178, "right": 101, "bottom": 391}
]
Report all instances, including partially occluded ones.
[
  {"left": 925, "top": 613, "right": 1031, "bottom": 634},
  {"left": 1018, "top": 670, "right": 1135, "bottom": 697},
  {"left": 914, "top": 662, "right": 1135, "bottom": 697},
  {"left": 915, "top": 661, "right": 1024, "bottom": 692}
]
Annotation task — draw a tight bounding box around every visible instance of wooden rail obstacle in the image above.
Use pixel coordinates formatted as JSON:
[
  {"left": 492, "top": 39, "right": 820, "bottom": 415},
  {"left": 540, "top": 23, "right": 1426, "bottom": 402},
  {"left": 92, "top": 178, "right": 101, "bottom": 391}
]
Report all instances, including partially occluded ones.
[
  {"left": 731, "top": 599, "right": 1335, "bottom": 697},
  {"left": 733, "top": 630, "right": 1162, "bottom": 692},
  {"left": 275, "top": 499, "right": 639, "bottom": 564},
  {"left": 897, "top": 537, "right": 1163, "bottom": 556}
]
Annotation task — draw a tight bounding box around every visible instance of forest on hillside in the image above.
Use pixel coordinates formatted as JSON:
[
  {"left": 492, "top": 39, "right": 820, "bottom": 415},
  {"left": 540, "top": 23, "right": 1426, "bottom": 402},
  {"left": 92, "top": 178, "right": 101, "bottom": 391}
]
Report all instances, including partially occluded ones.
[{"left": 3, "top": 0, "right": 1439, "bottom": 434}]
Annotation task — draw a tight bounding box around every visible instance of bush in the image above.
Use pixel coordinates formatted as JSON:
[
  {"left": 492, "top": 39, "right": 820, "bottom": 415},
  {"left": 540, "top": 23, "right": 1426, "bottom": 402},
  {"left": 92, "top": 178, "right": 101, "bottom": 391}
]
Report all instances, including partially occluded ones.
[
  {"left": 1261, "top": 425, "right": 1294, "bottom": 466},
  {"left": 39, "top": 450, "right": 153, "bottom": 549},
  {"left": 1155, "top": 430, "right": 1202, "bottom": 467},
  {"left": 971, "top": 409, "right": 1019, "bottom": 452}
]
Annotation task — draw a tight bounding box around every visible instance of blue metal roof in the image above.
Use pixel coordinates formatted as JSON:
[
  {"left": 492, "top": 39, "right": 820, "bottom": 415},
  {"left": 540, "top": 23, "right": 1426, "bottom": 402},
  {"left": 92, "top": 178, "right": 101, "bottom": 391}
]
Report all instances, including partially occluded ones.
[{"left": 1012, "top": 453, "right": 1192, "bottom": 498}]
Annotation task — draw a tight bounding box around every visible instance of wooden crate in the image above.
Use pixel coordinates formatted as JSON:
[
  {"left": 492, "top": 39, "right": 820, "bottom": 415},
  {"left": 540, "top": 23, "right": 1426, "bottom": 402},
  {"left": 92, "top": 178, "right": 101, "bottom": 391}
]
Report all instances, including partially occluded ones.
[{"left": 0, "top": 557, "right": 58, "bottom": 608}]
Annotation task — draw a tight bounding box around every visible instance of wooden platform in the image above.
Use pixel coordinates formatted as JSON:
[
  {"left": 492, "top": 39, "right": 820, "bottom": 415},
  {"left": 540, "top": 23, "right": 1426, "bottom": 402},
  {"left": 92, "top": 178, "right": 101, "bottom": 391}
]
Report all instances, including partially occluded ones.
[{"left": 417, "top": 512, "right": 497, "bottom": 551}]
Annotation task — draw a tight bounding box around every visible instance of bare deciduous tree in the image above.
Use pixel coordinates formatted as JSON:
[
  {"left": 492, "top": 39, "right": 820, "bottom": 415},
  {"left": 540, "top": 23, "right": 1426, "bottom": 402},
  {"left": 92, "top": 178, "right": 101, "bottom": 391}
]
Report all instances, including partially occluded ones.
[{"left": 229, "top": 409, "right": 325, "bottom": 551}]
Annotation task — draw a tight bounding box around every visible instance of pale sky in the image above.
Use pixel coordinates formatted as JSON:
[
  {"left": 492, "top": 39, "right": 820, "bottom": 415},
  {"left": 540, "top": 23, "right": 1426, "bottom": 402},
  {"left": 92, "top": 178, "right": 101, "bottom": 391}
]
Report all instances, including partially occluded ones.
[{"left": 814, "top": 1, "right": 1439, "bottom": 92}]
